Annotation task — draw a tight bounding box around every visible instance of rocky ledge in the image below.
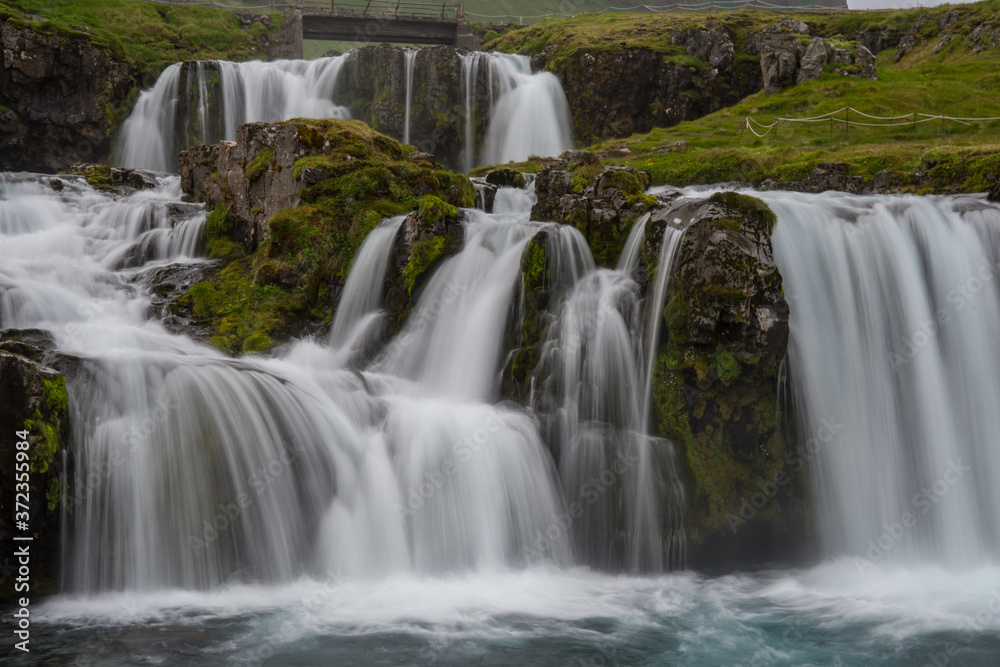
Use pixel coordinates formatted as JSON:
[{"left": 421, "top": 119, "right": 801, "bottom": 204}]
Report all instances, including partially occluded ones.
[
  {"left": 487, "top": 157, "right": 804, "bottom": 562},
  {"left": 1, "top": 14, "right": 134, "bottom": 173},
  {"left": 0, "top": 330, "right": 72, "bottom": 603},
  {"left": 175, "top": 119, "right": 475, "bottom": 355}
]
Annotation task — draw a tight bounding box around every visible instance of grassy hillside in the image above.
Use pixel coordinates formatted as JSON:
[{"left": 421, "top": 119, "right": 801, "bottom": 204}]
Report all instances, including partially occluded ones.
[
  {"left": 1, "top": 0, "right": 283, "bottom": 78},
  {"left": 480, "top": 1, "right": 1000, "bottom": 194}
]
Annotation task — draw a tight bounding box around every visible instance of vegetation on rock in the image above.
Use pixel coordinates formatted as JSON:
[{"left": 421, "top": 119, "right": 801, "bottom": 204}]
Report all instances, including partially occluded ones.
[
  {"left": 2, "top": 0, "right": 284, "bottom": 80},
  {"left": 179, "top": 119, "right": 475, "bottom": 355}
]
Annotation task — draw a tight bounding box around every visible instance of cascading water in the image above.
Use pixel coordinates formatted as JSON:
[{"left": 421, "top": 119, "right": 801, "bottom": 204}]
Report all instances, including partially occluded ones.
[
  {"left": 766, "top": 191, "right": 1000, "bottom": 567},
  {"left": 460, "top": 52, "right": 573, "bottom": 170},
  {"left": 403, "top": 49, "right": 417, "bottom": 146},
  {"left": 9, "top": 166, "right": 1000, "bottom": 664},
  {"left": 532, "top": 211, "right": 686, "bottom": 571},
  {"left": 327, "top": 214, "right": 405, "bottom": 366},
  {"left": 119, "top": 57, "right": 351, "bottom": 172},
  {"left": 118, "top": 50, "right": 572, "bottom": 174}
]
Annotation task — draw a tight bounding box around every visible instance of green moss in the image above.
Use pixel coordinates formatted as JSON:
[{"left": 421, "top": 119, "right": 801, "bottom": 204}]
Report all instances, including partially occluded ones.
[
  {"left": 46, "top": 477, "right": 60, "bottom": 512},
  {"left": 67, "top": 163, "right": 115, "bottom": 191},
  {"left": 522, "top": 236, "right": 546, "bottom": 290},
  {"left": 205, "top": 203, "right": 232, "bottom": 240},
  {"left": 712, "top": 350, "right": 741, "bottom": 383},
  {"left": 242, "top": 332, "right": 273, "bottom": 354},
  {"left": 245, "top": 147, "right": 274, "bottom": 183},
  {"left": 21, "top": 375, "right": 67, "bottom": 476},
  {"left": 183, "top": 119, "right": 473, "bottom": 354},
  {"left": 601, "top": 167, "right": 645, "bottom": 196},
  {"left": 570, "top": 162, "right": 604, "bottom": 193},
  {"left": 418, "top": 195, "right": 457, "bottom": 224},
  {"left": 5, "top": 0, "right": 287, "bottom": 80},
  {"left": 403, "top": 236, "right": 450, "bottom": 295}
]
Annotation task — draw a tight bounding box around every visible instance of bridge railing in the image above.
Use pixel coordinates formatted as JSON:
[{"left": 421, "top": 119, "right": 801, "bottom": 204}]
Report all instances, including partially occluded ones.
[{"left": 299, "top": 0, "right": 464, "bottom": 19}]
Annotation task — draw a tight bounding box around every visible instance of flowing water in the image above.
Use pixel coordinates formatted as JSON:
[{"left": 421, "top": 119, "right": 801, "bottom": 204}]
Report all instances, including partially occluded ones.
[
  {"left": 5, "top": 170, "right": 1000, "bottom": 664},
  {"left": 119, "top": 50, "right": 571, "bottom": 174}
]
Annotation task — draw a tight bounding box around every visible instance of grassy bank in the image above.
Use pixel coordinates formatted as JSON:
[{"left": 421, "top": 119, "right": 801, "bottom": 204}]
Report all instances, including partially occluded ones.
[
  {"left": 480, "top": 1, "right": 1000, "bottom": 193},
  {"left": 1, "top": 0, "right": 283, "bottom": 79}
]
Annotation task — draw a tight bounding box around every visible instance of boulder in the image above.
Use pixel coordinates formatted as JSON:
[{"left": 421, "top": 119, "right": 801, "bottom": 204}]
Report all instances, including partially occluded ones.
[
  {"left": 0, "top": 16, "right": 134, "bottom": 172},
  {"left": 646, "top": 192, "right": 800, "bottom": 563},
  {"left": 0, "top": 347, "right": 70, "bottom": 601}
]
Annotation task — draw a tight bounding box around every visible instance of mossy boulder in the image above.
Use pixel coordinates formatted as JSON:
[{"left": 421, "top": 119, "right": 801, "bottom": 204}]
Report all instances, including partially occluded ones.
[
  {"left": 0, "top": 347, "right": 70, "bottom": 602},
  {"left": 646, "top": 191, "right": 805, "bottom": 566},
  {"left": 531, "top": 162, "right": 657, "bottom": 268},
  {"left": 484, "top": 168, "right": 527, "bottom": 189},
  {"left": 176, "top": 119, "right": 476, "bottom": 355},
  {"left": 500, "top": 231, "right": 552, "bottom": 405},
  {"left": 64, "top": 163, "right": 157, "bottom": 192}
]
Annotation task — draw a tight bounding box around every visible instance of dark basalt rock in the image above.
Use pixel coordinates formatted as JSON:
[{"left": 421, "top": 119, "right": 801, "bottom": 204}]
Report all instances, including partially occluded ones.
[
  {"left": 0, "top": 16, "right": 134, "bottom": 173},
  {"left": 0, "top": 347, "right": 70, "bottom": 602},
  {"left": 485, "top": 168, "right": 527, "bottom": 189}
]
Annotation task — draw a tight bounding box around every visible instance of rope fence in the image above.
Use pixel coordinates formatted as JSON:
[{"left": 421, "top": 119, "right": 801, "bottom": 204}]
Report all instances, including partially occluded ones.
[
  {"left": 464, "top": 0, "right": 847, "bottom": 23},
  {"left": 741, "top": 106, "right": 1000, "bottom": 141},
  {"left": 131, "top": 0, "right": 849, "bottom": 22}
]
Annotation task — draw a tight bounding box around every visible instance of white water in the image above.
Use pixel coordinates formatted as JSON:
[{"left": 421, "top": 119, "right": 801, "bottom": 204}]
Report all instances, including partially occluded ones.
[
  {"left": 403, "top": 49, "right": 417, "bottom": 146},
  {"left": 8, "top": 170, "right": 1000, "bottom": 663},
  {"left": 118, "top": 63, "right": 182, "bottom": 173},
  {"left": 765, "top": 191, "right": 1000, "bottom": 568},
  {"left": 327, "top": 214, "right": 405, "bottom": 364},
  {"left": 461, "top": 52, "right": 574, "bottom": 169},
  {"left": 119, "top": 57, "right": 351, "bottom": 172},
  {"left": 119, "top": 50, "right": 572, "bottom": 174}
]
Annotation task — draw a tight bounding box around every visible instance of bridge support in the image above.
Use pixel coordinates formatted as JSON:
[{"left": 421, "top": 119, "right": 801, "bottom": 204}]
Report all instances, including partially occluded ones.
[{"left": 298, "top": 11, "right": 480, "bottom": 51}]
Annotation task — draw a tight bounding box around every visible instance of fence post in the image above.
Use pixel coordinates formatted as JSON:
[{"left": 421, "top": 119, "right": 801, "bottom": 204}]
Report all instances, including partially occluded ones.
[{"left": 845, "top": 107, "right": 849, "bottom": 140}]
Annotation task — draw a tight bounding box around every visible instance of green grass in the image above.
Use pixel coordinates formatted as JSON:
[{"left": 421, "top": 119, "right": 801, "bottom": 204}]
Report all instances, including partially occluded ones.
[
  {"left": 479, "top": 1, "right": 1000, "bottom": 194},
  {"left": 588, "top": 38, "right": 1000, "bottom": 191},
  {"left": 2, "top": 0, "right": 283, "bottom": 79},
  {"left": 181, "top": 119, "right": 476, "bottom": 354}
]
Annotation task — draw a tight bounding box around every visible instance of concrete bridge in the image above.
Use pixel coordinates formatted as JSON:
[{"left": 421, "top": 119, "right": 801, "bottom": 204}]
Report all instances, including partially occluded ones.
[{"left": 273, "top": 0, "right": 479, "bottom": 57}]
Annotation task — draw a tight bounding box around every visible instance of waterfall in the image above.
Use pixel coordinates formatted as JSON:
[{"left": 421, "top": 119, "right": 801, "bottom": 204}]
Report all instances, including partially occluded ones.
[
  {"left": 119, "top": 57, "right": 350, "bottom": 172},
  {"left": 328, "top": 214, "right": 405, "bottom": 364},
  {"left": 118, "top": 63, "right": 182, "bottom": 173},
  {"left": 461, "top": 52, "right": 574, "bottom": 170},
  {"left": 460, "top": 52, "right": 482, "bottom": 174},
  {"left": 118, "top": 49, "right": 572, "bottom": 174},
  {"left": 480, "top": 53, "right": 573, "bottom": 167},
  {"left": 534, "top": 216, "right": 686, "bottom": 571},
  {"left": 403, "top": 49, "right": 417, "bottom": 146},
  {"left": 767, "top": 191, "right": 1000, "bottom": 567}
]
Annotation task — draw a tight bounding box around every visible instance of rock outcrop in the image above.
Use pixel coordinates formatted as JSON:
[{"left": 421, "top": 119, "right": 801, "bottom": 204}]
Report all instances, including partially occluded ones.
[
  {"left": 0, "top": 14, "right": 134, "bottom": 173},
  {"left": 647, "top": 192, "right": 800, "bottom": 565},
  {"left": 759, "top": 30, "right": 876, "bottom": 95},
  {"left": 0, "top": 332, "right": 71, "bottom": 601},
  {"left": 176, "top": 119, "right": 475, "bottom": 354},
  {"left": 535, "top": 43, "right": 761, "bottom": 146},
  {"left": 515, "top": 160, "right": 800, "bottom": 563}
]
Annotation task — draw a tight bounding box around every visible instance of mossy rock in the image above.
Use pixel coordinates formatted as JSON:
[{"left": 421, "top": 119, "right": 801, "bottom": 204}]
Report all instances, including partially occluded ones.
[
  {"left": 647, "top": 194, "right": 804, "bottom": 559},
  {"left": 182, "top": 120, "right": 477, "bottom": 355},
  {"left": 0, "top": 352, "right": 70, "bottom": 603}
]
